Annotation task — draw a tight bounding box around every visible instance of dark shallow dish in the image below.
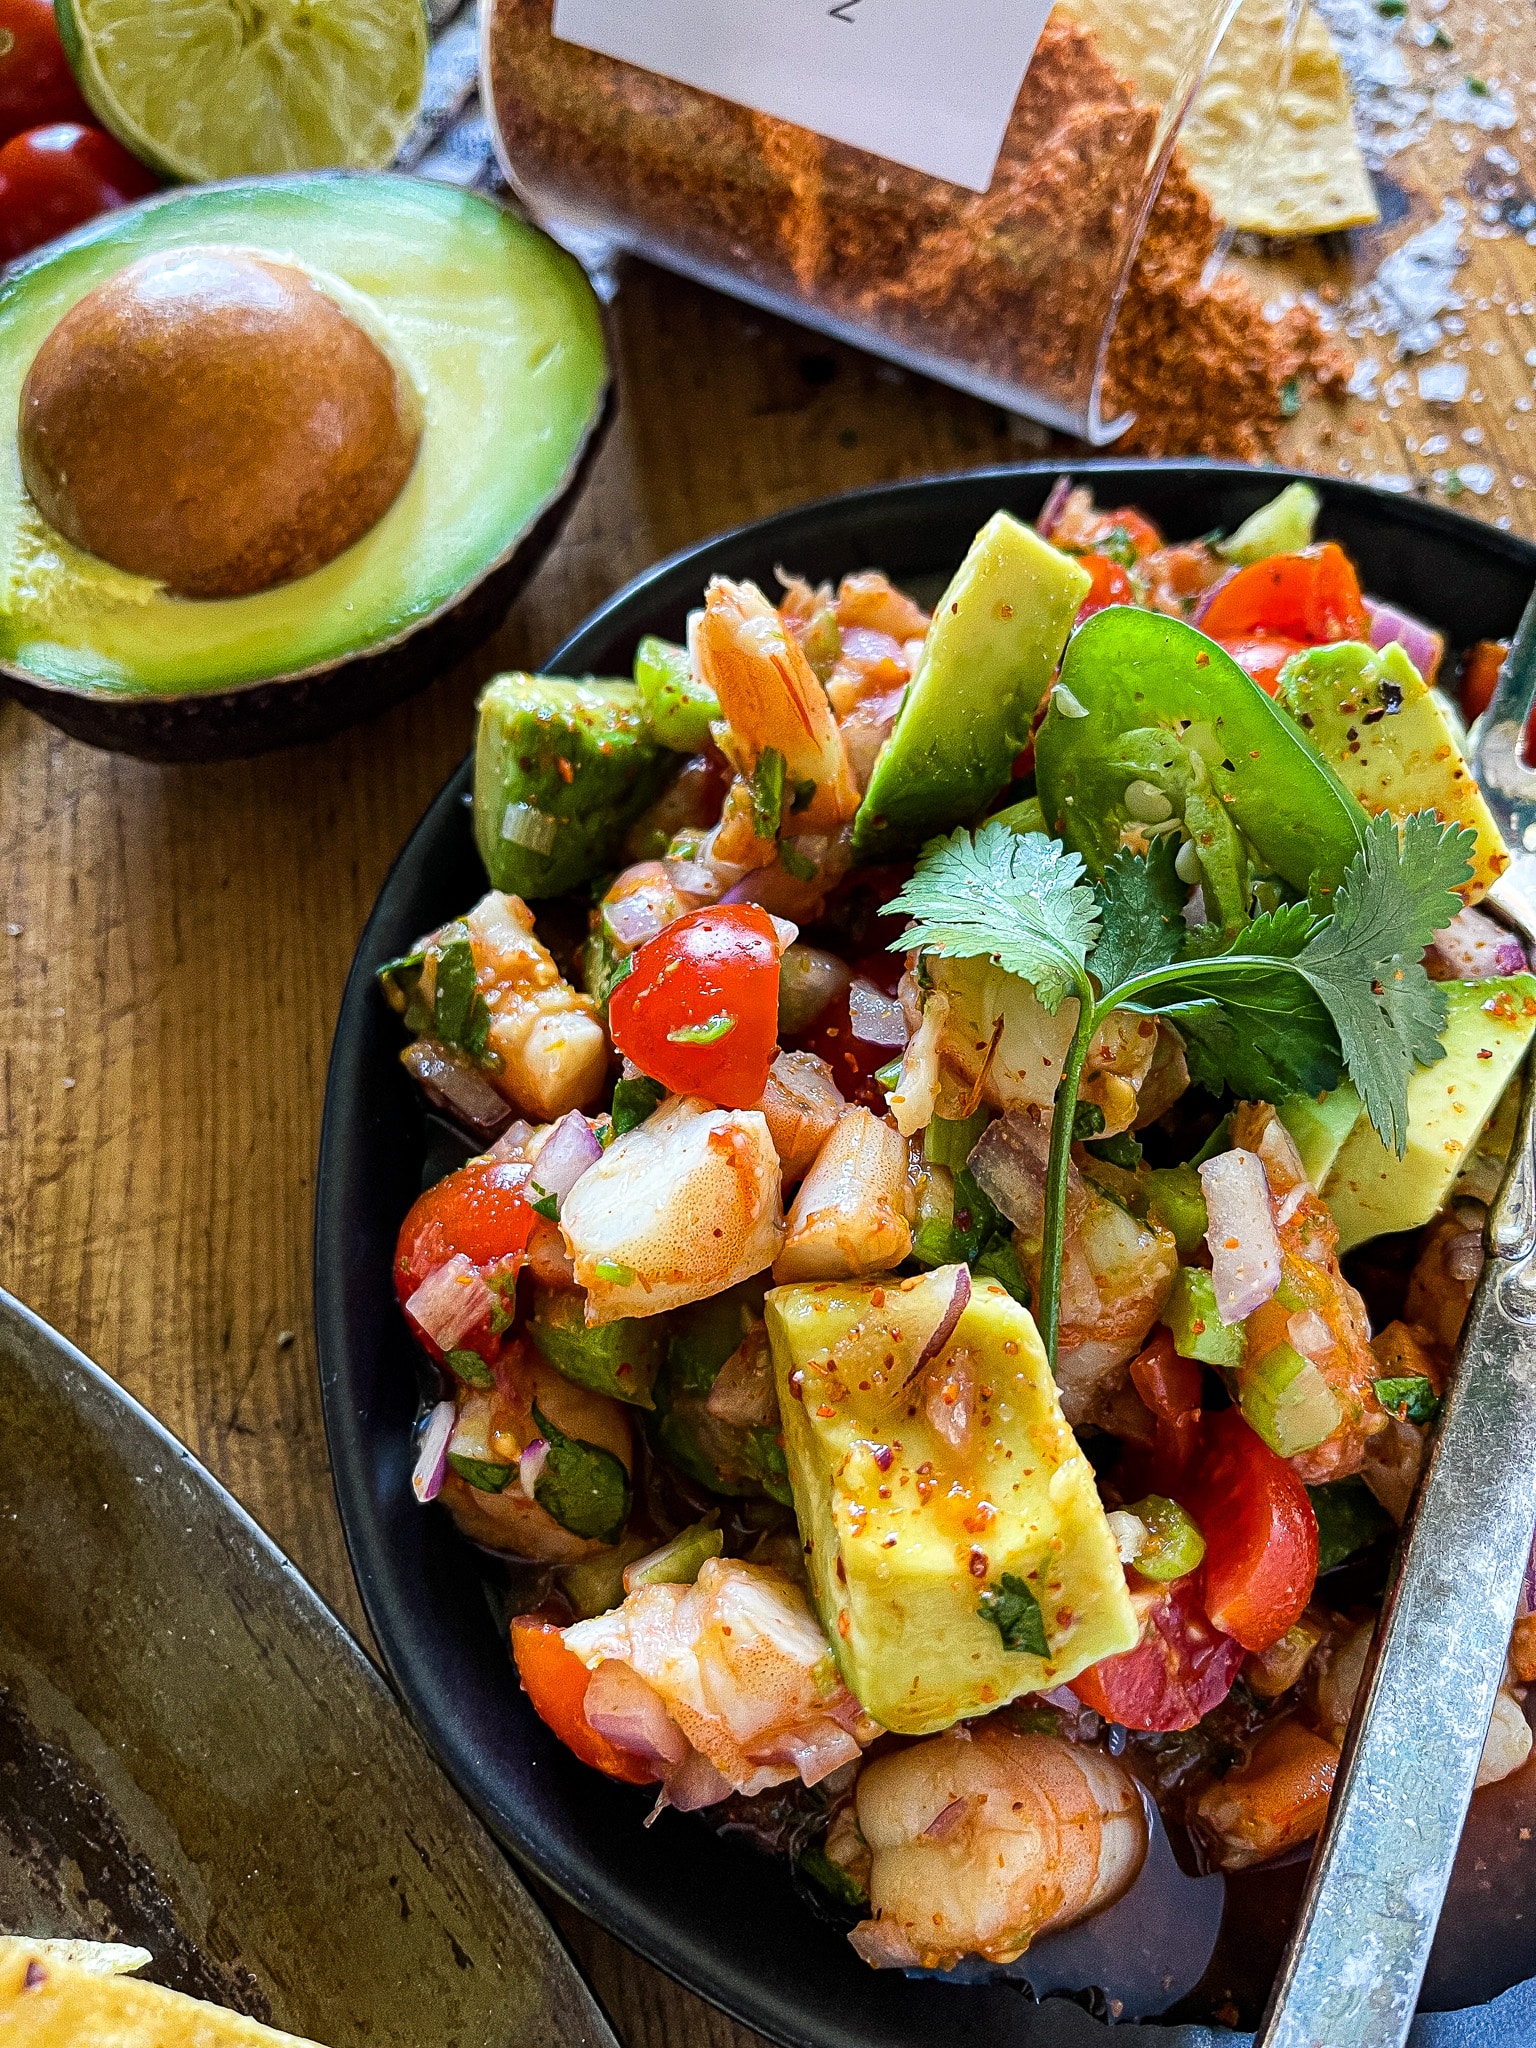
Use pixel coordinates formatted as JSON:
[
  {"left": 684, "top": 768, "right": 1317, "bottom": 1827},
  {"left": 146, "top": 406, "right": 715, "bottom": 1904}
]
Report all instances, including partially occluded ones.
[
  {"left": 315, "top": 461, "right": 1536, "bottom": 2048},
  {"left": 0, "top": 1287, "right": 618, "bottom": 2048}
]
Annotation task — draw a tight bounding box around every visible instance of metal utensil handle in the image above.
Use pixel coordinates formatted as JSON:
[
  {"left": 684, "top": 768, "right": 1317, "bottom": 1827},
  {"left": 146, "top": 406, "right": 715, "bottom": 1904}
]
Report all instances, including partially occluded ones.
[{"left": 1258, "top": 1079, "right": 1536, "bottom": 2048}]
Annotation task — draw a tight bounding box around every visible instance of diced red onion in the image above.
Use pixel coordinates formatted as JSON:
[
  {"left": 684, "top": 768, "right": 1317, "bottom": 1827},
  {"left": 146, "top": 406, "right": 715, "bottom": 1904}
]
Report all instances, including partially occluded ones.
[
  {"left": 583, "top": 1661, "right": 689, "bottom": 1766},
  {"left": 756, "top": 1722, "right": 864, "bottom": 1785},
  {"left": 1365, "top": 597, "right": 1444, "bottom": 683},
  {"left": 914, "top": 1266, "right": 971, "bottom": 1377},
  {"left": 1520, "top": 1534, "right": 1536, "bottom": 1618},
  {"left": 1036, "top": 474, "right": 1073, "bottom": 539},
  {"left": 848, "top": 1920, "right": 922, "bottom": 1970},
  {"left": 967, "top": 1114, "right": 1088, "bottom": 1236},
  {"left": 1182, "top": 885, "right": 1207, "bottom": 930},
  {"left": 405, "top": 1253, "right": 495, "bottom": 1351},
  {"left": 401, "top": 1040, "right": 512, "bottom": 1144},
  {"left": 518, "top": 1437, "right": 550, "bottom": 1495},
  {"left": 501, "top": 800, "right": 559, "bottom": 854},
  {"left": 664, "top": 856, "right": 723, "bottom": 900},
  {"left": 705, "top": 1332, "right": 778, "bottom": 1428},
  {"left": 1199, "top": 1148, "right": 1283, "bottom": 1324},
  {"left": 1274, "top": 1184, "right": 1307, "bottom": 1227},
  {"left": 923, "top": 1796, "right": 968, "bottom": 1840},
  {"left": 529, "top": 1111, "right": 601, "bottom": 1210},
  {"left": 663, "top": 1748, "right": 734, "bottom": 1811},
  {"left": 1426, "top": 904, "right": 1529, "bottom": 982},
  {"left": 484, "top": 1119, "right": 538, "bottom": 1163},
  {"left": 1193, "top": 567, "right": 1237, "bottom": 625},
  {"left": 848, "top": 977, "right": 910, "bottom": 1048},
  {"left": 1288, "top": 1310, "right": 1334, "bottom": 1361},
  {"left": 603, "top": 890, "right": 669, "bottom": 951},
  {"left": 412, "top": 1400, "right": 457, "bottom": 1504},
  {"left": 719, "top": 867, "right": 821, "bottom": 915},
  {"left": 778, "top": 944, "right": 851, "bottom": 1034}
]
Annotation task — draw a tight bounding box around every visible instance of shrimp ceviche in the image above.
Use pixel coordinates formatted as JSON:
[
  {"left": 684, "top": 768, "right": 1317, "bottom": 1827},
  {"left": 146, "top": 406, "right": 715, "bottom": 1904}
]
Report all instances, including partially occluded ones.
[{"left": 380, "top": 477, "right": 1536, "bottom": 1976}]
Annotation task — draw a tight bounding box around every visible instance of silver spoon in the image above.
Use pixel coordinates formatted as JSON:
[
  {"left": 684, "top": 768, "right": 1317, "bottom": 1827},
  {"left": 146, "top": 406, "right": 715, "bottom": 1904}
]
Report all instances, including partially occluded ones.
[{"left": 1259, "top": 594, "right": 1536, "bottom": 2048}]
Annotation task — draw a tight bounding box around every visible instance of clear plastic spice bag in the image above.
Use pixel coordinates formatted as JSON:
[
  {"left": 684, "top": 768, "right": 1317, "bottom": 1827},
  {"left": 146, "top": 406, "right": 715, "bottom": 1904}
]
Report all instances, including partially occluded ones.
[{"left": 482, "top": 0, "right": 1295, "bottom": 442}]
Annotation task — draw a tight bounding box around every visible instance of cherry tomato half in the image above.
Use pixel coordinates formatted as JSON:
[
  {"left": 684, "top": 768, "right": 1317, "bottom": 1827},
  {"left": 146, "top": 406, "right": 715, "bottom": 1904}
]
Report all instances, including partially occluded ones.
[
  {"left": 1459, "top": 638, "right": 1507, "bottom": 725},
  {"left": 511, "top": 1614, "right": 659, "bottom": 1785},
  {"left": 1069, "top": 1576, "right": 1243, "bottom": 1732},
  {"left": 0, "top": 121, "right": 156, "bottom": 263},
  {"left": 1187, "top": 1406, "right": 1319, "bottom": 1653},
  {"left": 0, "top": 1, "right": 90, "bottom": 145},
  {"left": 1128, "top": 1327, "right": 1202, "bottom": 1485},
  {"left": 1199, "top": 544, "right": 1370, "bottom": 649},
  {"left": 1218, "top": 634, "right": 1309, "bottom": 699},
  {"left": 791, "top": 950, "right": 904, "bottom": 1110},
  {"left": 609, "top": 904, "right": 781, "bottom": 1109},
  {"left": 394, "top": 1159, "right": 535, "bottom": 1308},
  {"left": 1074, "top": 552, "right": 1135, "bottom": 624}
]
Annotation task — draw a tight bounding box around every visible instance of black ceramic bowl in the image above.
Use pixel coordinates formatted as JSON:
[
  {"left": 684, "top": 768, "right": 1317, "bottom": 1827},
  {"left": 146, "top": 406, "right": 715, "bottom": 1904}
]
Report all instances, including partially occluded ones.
[{"left": 315, "top": 461, "right": 1536, "bottom": 2048}]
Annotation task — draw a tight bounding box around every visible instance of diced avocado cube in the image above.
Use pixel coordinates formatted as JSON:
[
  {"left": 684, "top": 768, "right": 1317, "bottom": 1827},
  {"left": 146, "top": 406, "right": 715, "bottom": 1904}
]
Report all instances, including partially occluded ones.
[
  {"left": 765, "top": 1267, "right": 1136, "bottom": 1735},
  {"left": 1277, "top": 1083, "right": 1363, "bottom": 1190},
  {"left": 852, "top": 512, "right": 1091, "bottom": 858},
  {"left": 649, "top": 1283, "right": 791, "bottom": 1504},
  {"left": 634, "top": 633, "right": 719, "bottom": 752},
  {"left": 1164, "top": 1265, "right": 1245, "bottom": 1368},
  {"left": 473, "top": 673, "right": 672, "bottom": 898},
  {"left": 989, "top": 795, "right": 1049, "bottom": 837},
  {"left": 1323, "top": 975, "right": 1536, "bottom": 1251},
  {"left": 1238, "top": 1342, "right": 1342, "bottom": 1458},
  {"left": 1277, "top": 640, "right": 1509, "bottom": 901},
  {"left": 1143, "top": 1164, "right": 1209, "bottom": 1257},
  {"left": 1216, "top": 481, "right": 1320, "bottom": 565},
  {"left": 527, "top": 1287, "right": 663, "bottom": 1408}
]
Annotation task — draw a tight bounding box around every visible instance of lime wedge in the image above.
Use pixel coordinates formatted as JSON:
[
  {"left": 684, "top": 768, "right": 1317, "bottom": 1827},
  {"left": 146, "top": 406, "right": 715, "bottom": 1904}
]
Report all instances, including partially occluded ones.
[{"left": 55, "top": 0, "right": 428, "bottom": 183}]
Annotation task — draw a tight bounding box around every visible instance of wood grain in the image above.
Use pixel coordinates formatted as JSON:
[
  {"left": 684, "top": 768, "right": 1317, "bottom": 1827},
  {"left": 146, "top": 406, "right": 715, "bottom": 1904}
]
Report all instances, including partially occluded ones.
[{"left": 6, "top": 53, "right": 1536, "bottom": 2030}]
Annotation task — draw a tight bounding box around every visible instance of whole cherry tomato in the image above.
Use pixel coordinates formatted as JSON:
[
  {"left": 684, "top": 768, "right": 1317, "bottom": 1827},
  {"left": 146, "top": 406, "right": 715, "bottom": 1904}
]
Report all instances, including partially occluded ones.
[
  {"left": 791, "top": 950, "right": 904, "bottom": 1110},
  {"left": 0, "top": 1, "right": 90, "bottom": 144},
  {"left": 1186, "top": 1406, "right": 1319, "bottom": 1653},
  {"left": 608, "top": 904, "right": 781, "bottom": 1109},
  {"left": 1218, "top": 634, "right": 1309, "bottom": 698},
  {"left": 0, "top": 121, "right": 156, "bottom": 262},
  {"left": 394, "top": 1158, "right": 535, "bottom": 1362},
  {"left": 511, "top": 1614, "right": 660, "bottom": 1785},
  {"left": 1069, "top": 1576, "right": 1243, "bottom": 1732},
  {"left": 1199, "top": 543, "right": 1370, "bottom": 649},
  {"left": 1074, "top": 552, "right": 1136, "bottom": 624}
]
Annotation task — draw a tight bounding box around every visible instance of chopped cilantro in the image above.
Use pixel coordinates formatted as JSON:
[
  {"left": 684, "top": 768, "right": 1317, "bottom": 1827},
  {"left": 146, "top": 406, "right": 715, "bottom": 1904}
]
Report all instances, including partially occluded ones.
[
  {"left": 977, "top": 1573, "right": 1050, "bottom": 1656},
  {"left": 444, "top": 1348, "right": 496, "bottom": 1388},
  {"left": 1071, "top": 1101, "right": 1106, "bottom": 1141},
  {"left": 610, "top": 1075, "right": 664, "bottom": 1135},
  {"left": 594, "top": 1259, "right": 636, "bottom": 1286},
  {"left": 445, "top": 1452, "right": 515, "bottom": 1494},
  {"left": 751, "top": 746, "right": 787, "bottom": 837},
  {"left": 529, "top": 1188, "right": 560, "bottom": 1221},
  {"left": 666, "top": 1012, "right": 736, "bottom": 1045},
  {"left": 1086, "top": 1129, "right": 1144, "bottom": 1169},
  {"left": 1467, "top": 75, "right": 1489, "bottom": 95},
  {"left": 1374, "top": 1373, "right": 1440, "bottom": 1423},
  {"left": 780, "top": 841, "right": 819, "bottom": 881},
  {"left": 798, "top": 1845, "right": 867, "bottom": 1910},
  {"left": 1280, "top": 377, "right": 1302, "bottom": 418},
  {"left": 531, "top": 1403, "right": 632, "bottom": 1543},
  {"left": 973, "top": 1238, "right": 1030, "bottom": 1305}
]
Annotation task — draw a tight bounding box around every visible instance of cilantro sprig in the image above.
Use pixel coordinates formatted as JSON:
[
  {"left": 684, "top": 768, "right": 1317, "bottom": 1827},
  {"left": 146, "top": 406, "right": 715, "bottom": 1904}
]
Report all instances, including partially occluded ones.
[{"left": 884, "top": 813, "right": 1474, "bottom": 1362}]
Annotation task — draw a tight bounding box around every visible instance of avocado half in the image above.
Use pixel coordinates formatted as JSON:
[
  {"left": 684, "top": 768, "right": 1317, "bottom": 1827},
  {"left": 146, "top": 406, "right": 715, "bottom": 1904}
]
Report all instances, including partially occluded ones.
[{"left": 0, "top": 173, "right": 609, "bottom": 760}]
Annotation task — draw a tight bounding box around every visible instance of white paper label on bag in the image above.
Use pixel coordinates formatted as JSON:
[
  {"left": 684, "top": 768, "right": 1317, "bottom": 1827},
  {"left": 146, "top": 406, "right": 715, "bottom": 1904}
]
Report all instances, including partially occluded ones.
[{"left": 550, "top": 0, "right": 1053, "bottom": 193}]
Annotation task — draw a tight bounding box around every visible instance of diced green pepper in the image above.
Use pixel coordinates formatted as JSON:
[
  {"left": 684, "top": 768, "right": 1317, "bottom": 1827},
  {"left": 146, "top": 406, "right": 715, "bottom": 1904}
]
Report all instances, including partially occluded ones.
[
  {"left": 1121, "top": 1494, "right": 1206, "bottom": 1581},
  {"left": 650, "top": 1284, "right": 791, "bottom": 1506},
  {"left": 531, "top": 1404, "right": 632, "bottom": 1544},
  {"left": 924, "top": 1107, "right": 989, "bottom": 1172},
  {"left": 1239, "top": 1343, "right": 1342, "bottom": 1459},
  {"left": 623, "top": 1521, "right": 724, "bottom": 1590},
  {"left": 527, "top": 1288, "right": 663, "bottom": 1408},
  {"left": 1164, "top": 1266, "right": 1246, "bottom": 1368},
  {"left": 610, "top": 1073, "right": 664, "bottom": 1135},
  {"left": 634, "top": 634, "right": 721, "bottom": 752}
]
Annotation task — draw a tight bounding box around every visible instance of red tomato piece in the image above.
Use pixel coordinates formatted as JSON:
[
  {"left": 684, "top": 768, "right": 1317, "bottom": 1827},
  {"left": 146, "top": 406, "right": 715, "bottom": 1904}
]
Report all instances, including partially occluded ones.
[
  {"left": 1128, "top": 1327, "right": 1202, "bottom": 1484},
  {"left": 511, "top": 1614, "right": 659, "bottom": 1785},
  {"left": 791, "top": 950, "right": 903, "bottom": 1110},
  {"left": 393, "top": 1159, "right": 535, "bottom": 1360},
  {"left": 1075, "top": 552, "right": 1135, "bottom": 623},
  {"left": 1219, "top": 634, "right": 1309, "bottom": 698},
  {"left": 609, "top": 904, "right": 782, "bottom": 1109},
  {"left": 0, "top": 122, "right": 157, "bottom": 262},
  {"left": 1199, "top": 544, "right": 1370, "bottom": 649},
  {"left": 1187, "top": 1407, "right": 1319, "bottom": 1653},
  {"left": 1069, "top": 1576, "right": 1244, "bottom": 1732},
  {"left": 1459, "top": 638, "right": 1506, "bottom": 725},
  {"left": 0, "top": 1, "right": 90, "bottom": 144}
]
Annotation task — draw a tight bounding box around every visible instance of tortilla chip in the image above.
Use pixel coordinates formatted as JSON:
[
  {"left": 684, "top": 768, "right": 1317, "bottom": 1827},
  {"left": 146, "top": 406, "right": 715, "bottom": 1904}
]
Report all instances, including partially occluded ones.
[
  {"left": 0, "top": 1946, "right": 325, "bottom": 2047},
  {"left": 1058, "top": 0, "right": 1378, "bottom": 236}
]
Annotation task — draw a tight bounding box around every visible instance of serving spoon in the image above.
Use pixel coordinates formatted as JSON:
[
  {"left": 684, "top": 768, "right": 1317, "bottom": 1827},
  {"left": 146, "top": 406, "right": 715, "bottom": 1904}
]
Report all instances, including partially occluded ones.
[{"left": 1258, "top": 595, "right": 1536, "bottom": 2048}]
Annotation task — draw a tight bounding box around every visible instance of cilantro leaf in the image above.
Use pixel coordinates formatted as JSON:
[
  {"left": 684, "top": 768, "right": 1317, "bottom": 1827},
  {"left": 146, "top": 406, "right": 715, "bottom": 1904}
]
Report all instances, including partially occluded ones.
[
  {"left": 1090, "top": 841, "right": 1186, "bottom": 988},
  {"left": 883, "top": 823, "right": 1099, "bottom": 1012},
  {"left": 977, "top": 1573, "right": 1050, "bottom": 1655},
  {"left": 1292, "top": 811, "right": 1474, "bottom": 1156},
  {"left": 1160, "top": 988, "right": 1343, "bottom": 1102}
]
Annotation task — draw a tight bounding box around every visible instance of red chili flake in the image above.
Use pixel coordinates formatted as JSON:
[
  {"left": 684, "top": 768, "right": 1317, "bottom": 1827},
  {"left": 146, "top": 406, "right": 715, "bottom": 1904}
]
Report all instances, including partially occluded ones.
[
  {"left": 816, "top": 1403, "right": 838, "bottom": 1419},
  {"left": 968, "top": 1547, "right": 989, "bottom": 1578},
  {"left": 873, "top": 1444, "right": 894, "bottom": 1471}
]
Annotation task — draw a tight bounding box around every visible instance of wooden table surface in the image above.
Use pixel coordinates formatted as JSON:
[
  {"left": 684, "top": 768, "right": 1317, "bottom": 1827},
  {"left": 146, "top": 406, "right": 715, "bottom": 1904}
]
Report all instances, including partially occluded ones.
[{"left": 8, "top": 19, "right": 1536, "bottom": 2025}]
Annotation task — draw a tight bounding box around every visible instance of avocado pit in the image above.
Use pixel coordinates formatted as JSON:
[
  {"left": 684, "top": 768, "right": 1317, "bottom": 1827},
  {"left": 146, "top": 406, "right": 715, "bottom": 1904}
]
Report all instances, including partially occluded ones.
[{"left": 17, "top": 246, "right": 422, "bottom": 600}]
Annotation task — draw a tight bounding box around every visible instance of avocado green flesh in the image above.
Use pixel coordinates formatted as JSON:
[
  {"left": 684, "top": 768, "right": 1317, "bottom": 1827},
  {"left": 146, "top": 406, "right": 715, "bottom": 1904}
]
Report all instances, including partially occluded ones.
[
  {"left": 473, "top": 674, "right": 671, "bottom": 898},
  {"left": 0, "top": 176, "right": 606, "bottom": 696},
  {"left": 1321, "top": 975, "right": 1536, "bottom": 1251},
  {"left": 852, "top": 511, "right": 1090, "bottom": 859}
]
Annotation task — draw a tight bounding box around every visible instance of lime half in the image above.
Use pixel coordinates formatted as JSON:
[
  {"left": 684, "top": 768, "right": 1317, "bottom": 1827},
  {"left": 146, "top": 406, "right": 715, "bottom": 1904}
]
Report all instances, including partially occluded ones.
[{"left": 55, "top": 0, "right": 428, "bottom": 183}]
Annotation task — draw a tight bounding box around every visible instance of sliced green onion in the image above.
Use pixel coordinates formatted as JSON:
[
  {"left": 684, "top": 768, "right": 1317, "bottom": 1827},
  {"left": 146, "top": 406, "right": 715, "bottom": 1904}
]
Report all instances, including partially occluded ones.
[
  {"left": 666, "top": 1012, "right": 736, "bottom": 1045},
  {"left": 1121, "top": 1493, "right": 1206, "bottom": 1582},
  {"left": 1164, "top": 1266, "right": 1245, "bottom": 1368},
  {"left": 623, "top": 1520, "right": 724, "bottom": 1592},
  {"left": 594, "top": 1259, "right": 636, "bottom": 1286},
  {"left": 1240, "top": 1342, "right": 1342, "bottom": 1458}
]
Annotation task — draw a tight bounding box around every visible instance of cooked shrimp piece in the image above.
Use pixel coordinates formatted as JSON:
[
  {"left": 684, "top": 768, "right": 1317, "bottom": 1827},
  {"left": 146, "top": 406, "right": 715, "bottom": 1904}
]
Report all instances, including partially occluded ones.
[
  {"left": 774, "top": 1107, "right": 914, "bottom": 1281},
  {"left": 560, "top": 1094, "right": 784, "bottom": 1322},
  {"left": 834, "top": 568, "right": 930, "bottom": 643},
  {"left": 564, "top": 1557, "right": 880, "bottom": 1807},
  {"left": 439, "top": 1348, "right": 631, "bottom": 1564},
  {"left": 1477, "top": 1689, "right": 1533, "bottom": 1788},
  {"left": 1195, "top": 1718, "right": 1339, "bottom": 1870},
  {"left": 850, "top": 1724, "right": 1147, "bottom": 1969},
  {"left": 695, "top": 577, "right": 858, "bottom": 832},
  {"left": 757, "top": 1049, "right": 846, "bottom": 1182},
  {"left": 887, "top": 988, "right": 947, "bottom": 1138},
  {"left": 461, "top": 890, "right": 609, "bottom": 1120}
]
